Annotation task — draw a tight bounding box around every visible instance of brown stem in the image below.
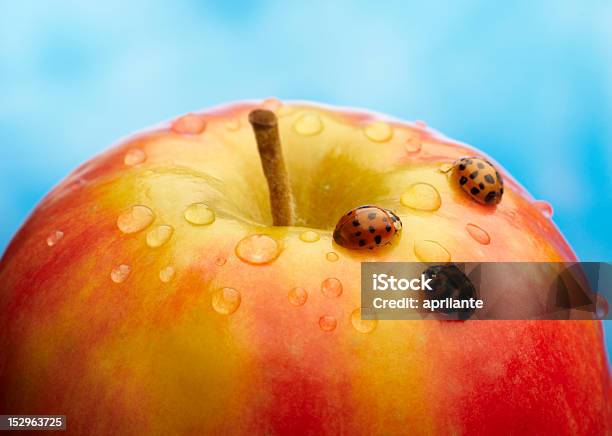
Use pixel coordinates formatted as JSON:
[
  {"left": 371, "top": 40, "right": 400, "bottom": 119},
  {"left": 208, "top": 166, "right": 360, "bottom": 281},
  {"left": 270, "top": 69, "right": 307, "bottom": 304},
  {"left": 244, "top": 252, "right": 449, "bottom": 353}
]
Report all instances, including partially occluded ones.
[{"left": 249, "top": 109, "right": 294, "bottom": 226}]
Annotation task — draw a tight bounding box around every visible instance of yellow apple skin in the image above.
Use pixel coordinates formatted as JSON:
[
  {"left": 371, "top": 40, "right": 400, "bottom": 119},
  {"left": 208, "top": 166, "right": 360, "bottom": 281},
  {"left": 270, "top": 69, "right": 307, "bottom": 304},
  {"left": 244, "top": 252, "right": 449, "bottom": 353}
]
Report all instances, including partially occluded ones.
[{"left": 0, "top": 100, "right": 610, "bottom": 435}]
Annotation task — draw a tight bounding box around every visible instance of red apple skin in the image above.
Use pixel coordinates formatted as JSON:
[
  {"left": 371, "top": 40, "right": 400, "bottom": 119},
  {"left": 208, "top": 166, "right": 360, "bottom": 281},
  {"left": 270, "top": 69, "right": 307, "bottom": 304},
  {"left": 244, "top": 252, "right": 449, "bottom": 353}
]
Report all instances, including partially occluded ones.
[{"left": 0, "top": 101, "right": 610, "bottom": 435}]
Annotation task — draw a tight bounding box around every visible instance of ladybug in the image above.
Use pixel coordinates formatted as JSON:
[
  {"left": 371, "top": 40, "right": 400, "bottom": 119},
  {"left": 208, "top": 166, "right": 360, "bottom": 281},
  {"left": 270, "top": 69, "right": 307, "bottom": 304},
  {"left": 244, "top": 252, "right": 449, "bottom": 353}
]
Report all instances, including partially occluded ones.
[
  {"left": 333, "top": 205, "right": 402, "bottom": 250},
  {"left": 452, "top": 157, "right": 504, "bottom": 205},
  {"left": 421, "top": 264, "right": 478, "bottom": 320}
]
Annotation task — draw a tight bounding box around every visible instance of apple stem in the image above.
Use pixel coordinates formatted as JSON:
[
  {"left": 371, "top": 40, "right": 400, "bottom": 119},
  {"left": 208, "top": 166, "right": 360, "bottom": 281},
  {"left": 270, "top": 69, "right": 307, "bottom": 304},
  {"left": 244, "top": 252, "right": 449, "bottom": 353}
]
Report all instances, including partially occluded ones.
[{"left": 249, "top": 109, "right": 294, "bottom": 226}]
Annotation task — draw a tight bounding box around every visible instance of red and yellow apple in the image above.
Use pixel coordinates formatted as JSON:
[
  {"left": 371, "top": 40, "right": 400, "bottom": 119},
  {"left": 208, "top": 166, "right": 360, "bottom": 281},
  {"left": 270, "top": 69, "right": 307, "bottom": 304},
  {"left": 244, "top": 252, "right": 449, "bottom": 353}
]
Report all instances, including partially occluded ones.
[{"left": 0, "top": 100, "right": 610, "bottom": 434}]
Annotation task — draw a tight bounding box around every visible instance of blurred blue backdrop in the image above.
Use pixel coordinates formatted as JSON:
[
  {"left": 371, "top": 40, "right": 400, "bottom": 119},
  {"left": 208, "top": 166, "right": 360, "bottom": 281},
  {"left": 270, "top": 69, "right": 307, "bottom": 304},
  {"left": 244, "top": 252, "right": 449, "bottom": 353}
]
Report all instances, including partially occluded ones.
[{"left": 0, "top": 1, "right": 610, "bottom": 360}]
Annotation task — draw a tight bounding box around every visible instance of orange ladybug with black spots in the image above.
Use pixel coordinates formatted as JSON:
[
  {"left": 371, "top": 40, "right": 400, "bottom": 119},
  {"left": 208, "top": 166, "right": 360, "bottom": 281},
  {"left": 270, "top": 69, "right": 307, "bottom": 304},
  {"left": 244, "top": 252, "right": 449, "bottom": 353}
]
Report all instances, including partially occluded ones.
[
  {"left": 452, "top": 157, "right": 504, "bottom": 205},
  {"left": 333, "top": 205, "right": 402, "bottom": 250}
]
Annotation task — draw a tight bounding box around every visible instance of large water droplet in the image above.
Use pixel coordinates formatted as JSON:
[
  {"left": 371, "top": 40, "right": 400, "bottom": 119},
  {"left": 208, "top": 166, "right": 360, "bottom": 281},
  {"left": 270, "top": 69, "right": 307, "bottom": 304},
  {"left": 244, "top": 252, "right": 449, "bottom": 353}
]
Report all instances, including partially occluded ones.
[
  {"left": 414, "top": 240, "right": 451, "bottom": 262},
  {"left": 288, "top": 287, "right": 308, "bottom": 306},
  {"left": 184, "top": 203, "right": 216, "bottom": 226},
  {"left": 146, "top": 225, "right": 174, "bottom": 248},
  {"left": 400, "top": 183, "right": 441, "bottom": 211},
  {"left": 294, "top": 113, "right": 323, "bottom": 136},
  {"left": 299, "top": 230, "right": 320, "bottom": 243},
  {"left": 533, "top": 200, "right": 554, "bottom": 218},
  {"left": 124, "top": 148, "right": 146, "bottom": 166},
  {"left": 465, "top": 223, "right": 491, "bottom": 245},
  {"left": 350, "top": 308, "right": 378, "bottom": 333},
  {"left": 172, "top": 114, "right": 206, "bottom": 134},
  {"left": 235, "top": 234, "right": 280, "bottom": 265},
  {"left": 117, "top": 205, "right": 155, "bottom": 234},
  {"left": 319, "top": 315, "right": 337, "bottom": 332},
  {"left": 321, "top": 278, "right": 343, "bottom": 298},
  {"left": 111, "top": 264, "right": 131, "bottom": 283},
  {"left": 364, "top": 121, "right": 393, "bottom": 142},
  {"left": 159, "top": 265, "right": 175, "bottom": 283},
  {"left": 326, "top": 252, "right": 339, "bottom": 262},
  {"left": 46, "top": 230, "right": 64, "bottom": 247},
  {"left": 212, "top": 287, "right": 241, "bottom": 315}
]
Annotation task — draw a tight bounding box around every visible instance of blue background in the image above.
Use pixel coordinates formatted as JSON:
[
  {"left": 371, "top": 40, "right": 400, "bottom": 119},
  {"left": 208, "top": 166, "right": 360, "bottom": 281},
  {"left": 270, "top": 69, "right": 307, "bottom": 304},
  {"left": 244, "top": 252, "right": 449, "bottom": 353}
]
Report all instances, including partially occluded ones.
[{"left": 1, "top": 1, "right": 610, "bottom": 361}]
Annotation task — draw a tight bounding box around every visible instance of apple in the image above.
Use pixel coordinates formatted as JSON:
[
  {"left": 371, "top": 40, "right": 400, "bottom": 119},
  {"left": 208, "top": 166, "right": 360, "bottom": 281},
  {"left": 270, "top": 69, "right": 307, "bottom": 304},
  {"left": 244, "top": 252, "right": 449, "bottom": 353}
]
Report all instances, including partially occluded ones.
[{"left": 0, "top": 99, "right": 609, "bottom": 435}]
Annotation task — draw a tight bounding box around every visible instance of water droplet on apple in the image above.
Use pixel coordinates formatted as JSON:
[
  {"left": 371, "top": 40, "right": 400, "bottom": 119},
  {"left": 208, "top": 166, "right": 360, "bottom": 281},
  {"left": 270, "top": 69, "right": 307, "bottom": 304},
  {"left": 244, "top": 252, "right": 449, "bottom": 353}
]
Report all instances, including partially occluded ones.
[
  {"left": 46, "top": 230, "right": 64, "bottom": 247},
  {"left": 159, "top": 265, "right": 175, "bottom": 283},
  {"left": 299, "top": 230, "right": 320, "bottom": 243},
  {"left": 172, "top": 114, "right": 206, "bottom": 134},
  {"left": 66, "top": 178, "right": 86, "bottom": 193},
  {"left": 215, "top": 256, "right": 227, "bottom": 266},
  {"left": 235, "top": 234, "right": 280, "bottom": 265},
  {"left": 321, "top": 277, "right": 343, "bottom": 298},
  {"left": 326, "top": 252, "right": 339, "bottom": 262},
  {"left": 288, "top": 287, "right": 308, "bottom": 306},
  {"left": 364, "top": 121, "right": 393, "bottom": 142},
  {"left": 405, "top": 134, "right": 422, "bottom": 153},
  {"left": 212, "top": 287, "right": 241, "bottom": 315},
  {"left": 293, "top": 113, "right": 323, "bottom": 136},
  {"left": 124, "top": 148, "right": 146, "bottom": 166},
  {"left": 262, "top": 98, "right": 282, "bottom": 111},
  {"left": 117, "top": 205, "right": 155, "bottom": 234},
  {"left": 319, "top": 315, "right": 337, "bottom": 332},
  {"left": 350, "top": 308, "right": 378, "bottom": 333},
  {"left": 400, "top": 183, "right": 441, "bottom": 211},
  {"left": 596, "top": 295, "right": 609, "bottom": 319},
  {"left": 465, "top": 223, "right": 491, "bottom": 245},
  {"left": 146, "top": 225, "right": 174, "bottom": 248},
  {"left": 225, "top": 118, "right": 241, "bottom": 131},
  {"left": 184, "top": 203, "right": 215, "bottom": 226},
  {"left": 533, "top": 200, "right": 553, "bottom": 218},
  {"left": 111, "top": 264, "right": 131, "bottom": 283},
  {"left": 414, "top": 240, "right": 451, "bottom": 262}
]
